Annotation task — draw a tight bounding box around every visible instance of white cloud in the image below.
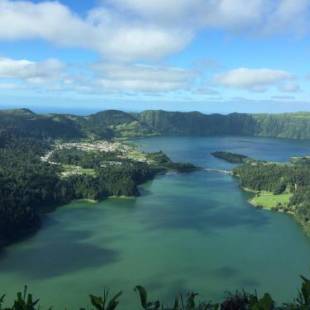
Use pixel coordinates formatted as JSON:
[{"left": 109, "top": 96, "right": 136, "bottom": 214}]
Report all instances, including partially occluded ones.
[
  {"left": 0, "top": 57, "right": 64, "bottom": 83},
  {"left": 106, "top": 0, "right": 310, "bottom": 34},
  {"left": 0, "top": 0, "right": 309, "bottom": 61},
  {"left": 94, "top": 63, "right": 195, "bottom": 92},
  {"left": 105, "top": 0, "right": 201, "bottom": 25},
  {"left": 0, "top": 0, "right": 306, "bottom": 98},
  {"left": 0, "top": 57, "right": 195, "bottom": 93},
  {"left": 87, "top": 8, "right": 192, "bottom": 61},
  {"left": 0, "top": 1, "right": 92, "bottom": 46},
  {"left": 0, "top": 0, "right": 192, "bottom": 61},
  {"left": 201, "top": 0, "right": 265, "bottom": 30},
  {"left": 106, "top": 0, "right": 262, "bottom": 26},
  {"left": 261, "top": 0, "right": 310, "bottom": 35},
  {"left": 214, "top": 68, "right": 297, "bottom": 92}
]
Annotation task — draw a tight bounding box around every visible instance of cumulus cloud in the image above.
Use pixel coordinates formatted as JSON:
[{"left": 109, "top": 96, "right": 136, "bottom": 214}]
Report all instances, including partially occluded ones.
[
  {"left": 0, "top": 57, "right": 64, "bottom": 84},
  {"left": 87, "top": 7, "right": 192, "bottom": 61},
  {"left": 94, "top": 63, "right": 195, "bottom": 92},
  {"left": 0, "top": 0, "right": 306, "bottom": 97},
  {"left": 0, "top": 0, "right": 309, "bottom": 61},
  {"left": 105, "top": 0, "right": 310, "bottom": 35},
  {"left": 214, "top": 68, "right": 298, "bottom": 92},
  {"left": 261, "top": 0, "right": 310, "bottom": 35},
  {"left": 106, "top": 0, "right": 263, "bottom": 29},
  {"left": 0, "top": 0, "right": 192, "bottom": 61},
  {"left": 0, "top": 1, "right": 92, "bottom": 46},
  {"left": 0, "top": 57, "right": 301, "bottom": 97},
  {"left": 105, "top": 0, "right": 202, "bottom": 25},
  {"left": 0, "top": 56, "right": 195, "bottom": 93}
]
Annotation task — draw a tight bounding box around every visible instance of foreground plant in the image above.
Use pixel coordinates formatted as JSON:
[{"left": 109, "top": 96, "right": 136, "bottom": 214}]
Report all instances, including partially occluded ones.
[
  {"left": 1, "top": 276, "right": 310, "bottom": 309},
  {"left": 87, "top": 290, "right": 122, "bottom": 310},
  {"left": 0, "top": 286, "right": 40, "bottom": 310}
]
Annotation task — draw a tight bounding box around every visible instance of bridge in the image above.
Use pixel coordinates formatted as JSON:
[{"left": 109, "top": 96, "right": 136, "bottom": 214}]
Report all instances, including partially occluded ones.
[{"left": 204, "top": 168, "right": 233, "bottom": 175}]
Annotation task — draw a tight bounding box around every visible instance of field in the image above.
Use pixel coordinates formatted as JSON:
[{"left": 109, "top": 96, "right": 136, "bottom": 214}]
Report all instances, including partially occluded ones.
[{"left": 250, "top": 192, "right": 292, "bottom": 210}]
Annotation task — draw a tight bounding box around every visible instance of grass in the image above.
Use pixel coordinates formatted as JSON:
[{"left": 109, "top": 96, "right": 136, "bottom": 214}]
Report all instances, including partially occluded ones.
[{"left": 250, "top": 191, "right": 292, "bottom": 210}]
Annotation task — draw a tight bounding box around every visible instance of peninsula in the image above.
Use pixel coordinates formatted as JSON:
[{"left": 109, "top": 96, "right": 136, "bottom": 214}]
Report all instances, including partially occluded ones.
[{"left": 213, "top": 151, "right": 310, "bottom": 233}]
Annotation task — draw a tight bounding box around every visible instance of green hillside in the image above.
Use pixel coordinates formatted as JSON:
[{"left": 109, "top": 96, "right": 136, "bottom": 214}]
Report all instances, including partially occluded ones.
[
  {"left": 253, "top": 113, "right": 310, "bottom": 139},
  {"left": 0, "top": 109, "right": 84, "bottom": 140},
  {"left": 138, "top": 110, "right": 310, "bottom": 139},
  {"left": 85, "top": 110, "right": 156, "bottom": 138},
  {"left": 1, "top": 108, "right": 310, "bottom": 140},
  {"left": 137, "top": 110, "right": 258, "bottom": 136}
]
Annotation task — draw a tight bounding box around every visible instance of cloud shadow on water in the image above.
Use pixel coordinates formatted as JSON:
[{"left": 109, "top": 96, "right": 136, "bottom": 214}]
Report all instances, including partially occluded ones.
[{"left": 0, "top": 217, "right": 120, "bottom": 279}]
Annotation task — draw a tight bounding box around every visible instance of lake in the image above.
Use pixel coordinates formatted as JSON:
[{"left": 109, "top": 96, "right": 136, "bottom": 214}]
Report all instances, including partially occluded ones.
[{"left": 1, "top": 136, "right": 310, "bottom": 309}]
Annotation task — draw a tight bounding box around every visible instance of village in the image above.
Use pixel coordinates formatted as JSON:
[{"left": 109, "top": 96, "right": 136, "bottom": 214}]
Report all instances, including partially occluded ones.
[{"left": 40, "top": 139, "right": 153, "bottom": 177}]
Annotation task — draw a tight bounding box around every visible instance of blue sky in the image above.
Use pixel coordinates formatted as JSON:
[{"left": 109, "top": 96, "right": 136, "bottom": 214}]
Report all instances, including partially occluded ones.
[{"left": 0, "top": 0, "right": 310, "bottom": 113}]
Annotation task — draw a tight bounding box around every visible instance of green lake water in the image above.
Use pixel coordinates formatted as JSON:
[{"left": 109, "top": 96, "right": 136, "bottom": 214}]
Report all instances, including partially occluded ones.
[{"left": 1, "top": 136, "right": 310, "bottom": 309}]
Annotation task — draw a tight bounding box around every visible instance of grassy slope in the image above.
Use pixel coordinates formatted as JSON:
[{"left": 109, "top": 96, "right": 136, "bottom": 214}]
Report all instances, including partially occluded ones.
[{"left": 250, "top": 191, "right": 292, "bottom": 210}]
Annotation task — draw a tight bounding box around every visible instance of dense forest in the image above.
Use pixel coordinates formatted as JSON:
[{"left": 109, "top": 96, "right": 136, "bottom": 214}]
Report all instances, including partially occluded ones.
[
  {"left": 233, "top": 158, "right": 310, "bottom": 230},
  {"left": 1, "top": 275, "right": 310, "bottom": 309},
  {"left": 0, "top": 131, "right": 62, "bottom": 245},
  {"left": 2, "top": 108, "right": 310, "bottom": 140}
]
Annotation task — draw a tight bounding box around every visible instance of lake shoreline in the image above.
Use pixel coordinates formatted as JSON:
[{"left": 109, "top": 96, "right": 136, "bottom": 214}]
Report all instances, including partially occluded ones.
[
  {"left": 1, "top": 161, "right": 199, "bottom": 250},
  {"left": 240, "top": 187, "right": 310, "bottom": 235}
]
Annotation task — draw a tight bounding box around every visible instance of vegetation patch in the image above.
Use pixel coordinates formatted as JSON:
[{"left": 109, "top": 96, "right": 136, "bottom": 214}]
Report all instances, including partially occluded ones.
[{"left": 250, "top": 192, "right": 292, "bottom": 210}]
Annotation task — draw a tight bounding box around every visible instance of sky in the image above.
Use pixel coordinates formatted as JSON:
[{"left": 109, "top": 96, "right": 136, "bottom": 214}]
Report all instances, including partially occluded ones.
[{"left": 0, "top": 0, "right": 310, "bottom": 114}]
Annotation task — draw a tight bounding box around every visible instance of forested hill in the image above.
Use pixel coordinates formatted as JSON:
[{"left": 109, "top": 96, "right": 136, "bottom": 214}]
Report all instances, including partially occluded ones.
[
  {"left": 1, "top": 108, "right": 310, "bottom": 140},
  {"left": 138, "top": 110, "right": 310, "bottom": 139},
  {"left": 137, "top": 110, "right": 258, "bottom": 136}
]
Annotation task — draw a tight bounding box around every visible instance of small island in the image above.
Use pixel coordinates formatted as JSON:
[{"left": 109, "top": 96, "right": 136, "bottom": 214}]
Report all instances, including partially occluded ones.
[{"left": 211, "top": 151, "right": 251, "bottom": 164}]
